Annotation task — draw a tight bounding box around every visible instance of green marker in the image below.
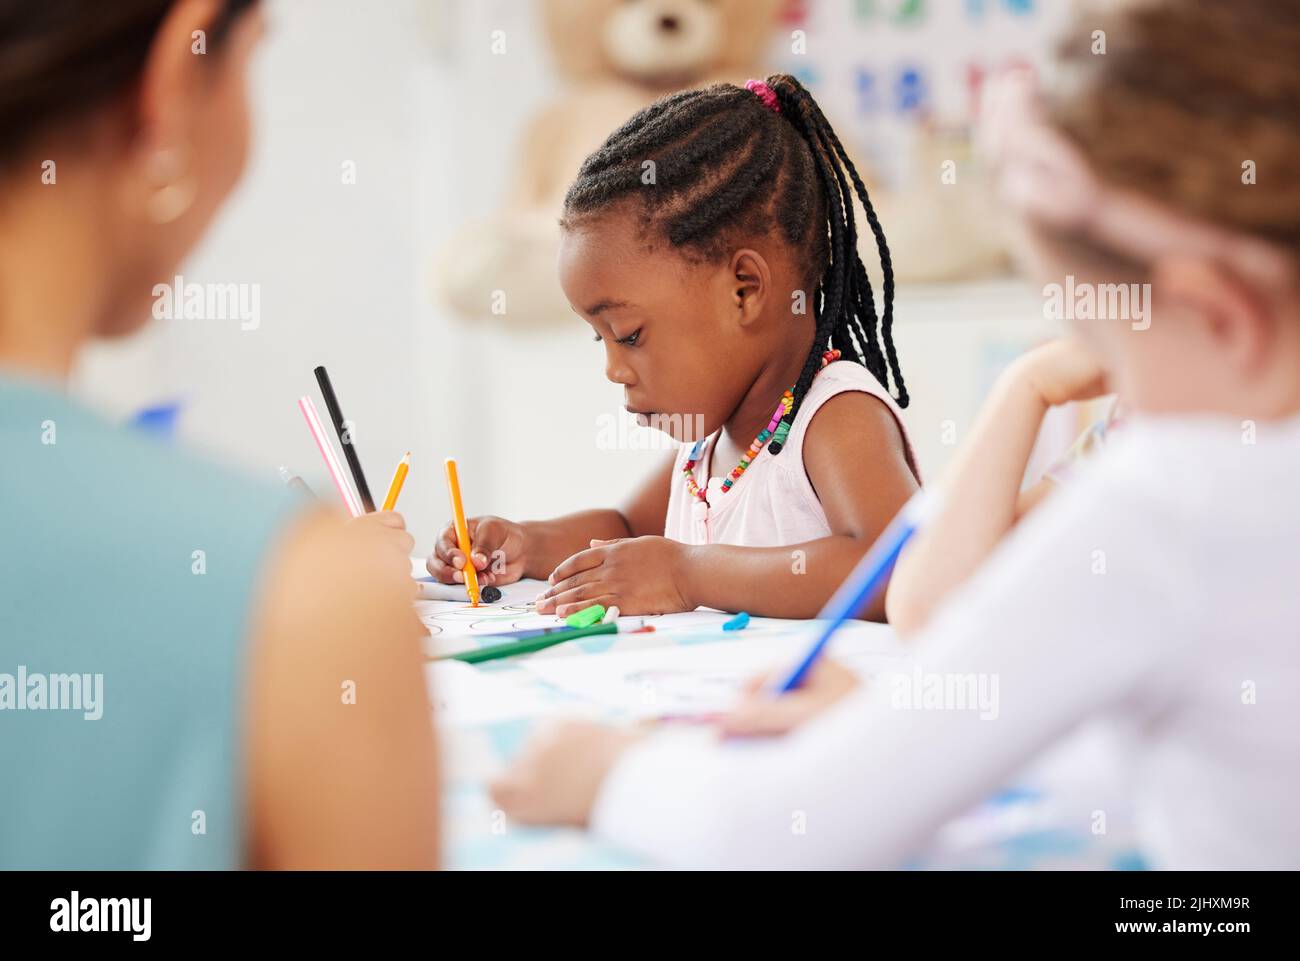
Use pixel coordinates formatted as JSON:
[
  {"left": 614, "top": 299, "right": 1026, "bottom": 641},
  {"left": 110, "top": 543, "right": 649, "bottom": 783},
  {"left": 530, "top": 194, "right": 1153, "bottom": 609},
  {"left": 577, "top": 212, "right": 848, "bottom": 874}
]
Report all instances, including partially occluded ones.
[
  {"left": 564, "top": 603, "right": 606, "bottom": 628},
  {"left": 438, "top": 619, "right": 650, "bottom": 665}
]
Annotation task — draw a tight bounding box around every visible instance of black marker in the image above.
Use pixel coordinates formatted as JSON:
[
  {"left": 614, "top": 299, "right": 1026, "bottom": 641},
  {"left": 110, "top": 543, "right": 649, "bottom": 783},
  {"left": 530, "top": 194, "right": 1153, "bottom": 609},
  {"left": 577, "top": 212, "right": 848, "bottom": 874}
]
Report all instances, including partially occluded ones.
[{"left": 313, "top": 365, "right": 375, "bottom": 512}]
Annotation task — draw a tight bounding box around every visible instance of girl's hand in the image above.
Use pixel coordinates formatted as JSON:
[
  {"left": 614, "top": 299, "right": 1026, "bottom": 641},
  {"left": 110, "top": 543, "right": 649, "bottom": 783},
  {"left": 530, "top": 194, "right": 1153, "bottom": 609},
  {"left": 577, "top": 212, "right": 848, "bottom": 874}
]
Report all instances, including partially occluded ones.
[
  {"left": 718, "top": 659, "right": 860, "bottom": 738},
  {"left": 535, "top": 536, "right": 694, "bottom": 617},
  {"left": 1015, "top": 337, "right": 1110, "bottom": 408},
  {"left": 427, "top": 515, "right": 528, "bottom": 587},
  {"left": 350, "top": 510, "right": 416, "bottom": 569},
  {"left": 490, "top": 721, "right": 644, "bottom": 826}
]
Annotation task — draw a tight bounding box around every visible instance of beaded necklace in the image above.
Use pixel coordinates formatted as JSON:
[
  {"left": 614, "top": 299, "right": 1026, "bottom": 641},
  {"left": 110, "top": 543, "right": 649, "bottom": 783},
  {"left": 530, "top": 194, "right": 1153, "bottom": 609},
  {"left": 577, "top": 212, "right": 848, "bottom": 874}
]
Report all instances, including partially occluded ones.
[{"left": 682, "top": 350, "right": 841, "bottom": 506}]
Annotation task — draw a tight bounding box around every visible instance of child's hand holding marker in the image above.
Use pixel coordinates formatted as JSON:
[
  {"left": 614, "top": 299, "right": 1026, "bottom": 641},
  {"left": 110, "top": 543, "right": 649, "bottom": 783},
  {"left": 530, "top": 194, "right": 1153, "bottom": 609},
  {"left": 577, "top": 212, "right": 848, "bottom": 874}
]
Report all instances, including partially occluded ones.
[
  {"left": 535, "top": 535, "right": 694, "bottom": 617},
  {"left": 427, "top": 515, "right": 528, "bottom": 588},
  {"left": 718, "top": 659, "right": 859, "bottom": 738},
  {"left": 491, "top": 662, "right": 859, "bottom": 827}
]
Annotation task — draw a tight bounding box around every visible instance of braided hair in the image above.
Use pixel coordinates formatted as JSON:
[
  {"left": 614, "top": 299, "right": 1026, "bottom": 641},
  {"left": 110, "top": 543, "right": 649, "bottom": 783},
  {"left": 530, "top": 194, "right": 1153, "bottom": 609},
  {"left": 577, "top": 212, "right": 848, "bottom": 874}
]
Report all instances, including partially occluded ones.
[{"left": 561, "top": 73, "right": 908, "bottom": 455}]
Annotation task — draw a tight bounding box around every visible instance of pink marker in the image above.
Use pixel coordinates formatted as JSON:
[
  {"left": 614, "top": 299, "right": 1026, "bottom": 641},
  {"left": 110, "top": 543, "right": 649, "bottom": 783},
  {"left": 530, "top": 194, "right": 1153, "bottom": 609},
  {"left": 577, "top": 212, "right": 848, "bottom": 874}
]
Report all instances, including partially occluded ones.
[{"left": 298, "top": 396, "right": 362, "bottom": 517}]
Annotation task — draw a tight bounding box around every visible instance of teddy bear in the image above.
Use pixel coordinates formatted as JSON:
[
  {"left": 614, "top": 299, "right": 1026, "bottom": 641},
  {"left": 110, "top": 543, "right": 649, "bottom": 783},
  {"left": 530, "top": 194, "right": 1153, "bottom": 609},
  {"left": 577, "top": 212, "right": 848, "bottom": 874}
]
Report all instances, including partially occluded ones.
[
  {"left": 432, "top": 0, "right": 1008, "bottom": 325},
  {"left": 433, "top": 0, "right": 785, "bottom": 325}
]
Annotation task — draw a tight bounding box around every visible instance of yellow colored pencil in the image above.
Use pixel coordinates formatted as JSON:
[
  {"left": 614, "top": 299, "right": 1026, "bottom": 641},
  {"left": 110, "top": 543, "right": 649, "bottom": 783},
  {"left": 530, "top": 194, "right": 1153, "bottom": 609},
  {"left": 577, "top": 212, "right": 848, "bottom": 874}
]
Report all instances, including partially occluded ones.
[
  {"left": 444, "top": 457, "right": 481, "bottom": 607},
  {"left": 381, "top": 452, "right": 410, "bottom": 511}
]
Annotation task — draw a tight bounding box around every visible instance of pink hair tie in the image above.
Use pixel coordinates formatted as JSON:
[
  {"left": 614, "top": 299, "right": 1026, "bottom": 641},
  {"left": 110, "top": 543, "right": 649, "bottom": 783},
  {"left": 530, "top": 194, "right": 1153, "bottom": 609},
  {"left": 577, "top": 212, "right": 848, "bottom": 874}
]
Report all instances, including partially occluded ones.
[{"left": 745, "top": 79, "right": 781, "bottom": 114}]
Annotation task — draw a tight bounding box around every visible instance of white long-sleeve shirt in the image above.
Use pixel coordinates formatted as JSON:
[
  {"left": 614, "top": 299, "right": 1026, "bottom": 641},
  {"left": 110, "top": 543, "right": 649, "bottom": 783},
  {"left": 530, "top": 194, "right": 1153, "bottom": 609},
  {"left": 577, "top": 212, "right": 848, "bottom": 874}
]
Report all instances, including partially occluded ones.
[{"left": 590, "top": 413, "right": 1300, "bottom": 869}]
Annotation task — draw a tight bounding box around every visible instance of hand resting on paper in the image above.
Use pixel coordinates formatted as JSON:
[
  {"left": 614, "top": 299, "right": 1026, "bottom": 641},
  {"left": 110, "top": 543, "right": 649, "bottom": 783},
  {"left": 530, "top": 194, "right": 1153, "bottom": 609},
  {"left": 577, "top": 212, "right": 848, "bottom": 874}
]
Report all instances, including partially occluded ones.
[{"left": 535, "top": 535, "right": 695, "bottom": 617}]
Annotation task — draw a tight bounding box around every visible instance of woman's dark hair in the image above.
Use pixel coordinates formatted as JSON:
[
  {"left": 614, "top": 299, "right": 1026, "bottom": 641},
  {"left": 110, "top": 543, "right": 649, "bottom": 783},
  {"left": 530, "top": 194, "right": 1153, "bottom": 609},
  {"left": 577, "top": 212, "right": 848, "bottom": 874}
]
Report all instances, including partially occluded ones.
[
  {"left": 0, "top": 0, "right": 258, "bottom": 167},
  {"left": 561, "top": 73, "right": 908, "bottom": 454}
]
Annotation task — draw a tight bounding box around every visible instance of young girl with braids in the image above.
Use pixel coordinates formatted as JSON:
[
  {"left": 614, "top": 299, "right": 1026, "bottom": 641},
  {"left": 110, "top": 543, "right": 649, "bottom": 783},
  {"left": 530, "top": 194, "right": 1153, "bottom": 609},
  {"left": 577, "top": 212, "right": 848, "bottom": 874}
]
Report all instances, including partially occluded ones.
[{"left": 429, "top": 76, "right": 920, "bottom": 619}]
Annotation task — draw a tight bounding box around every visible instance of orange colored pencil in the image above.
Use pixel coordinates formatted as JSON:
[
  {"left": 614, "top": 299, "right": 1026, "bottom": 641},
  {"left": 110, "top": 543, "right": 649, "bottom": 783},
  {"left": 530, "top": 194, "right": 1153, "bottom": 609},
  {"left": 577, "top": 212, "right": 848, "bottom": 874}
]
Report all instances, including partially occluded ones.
[
  {"left": 443, "top": 458, "right": 481, "bottom": 607},
  {"left": 381, "top": 452, "right": 410, "bottom": 511}
]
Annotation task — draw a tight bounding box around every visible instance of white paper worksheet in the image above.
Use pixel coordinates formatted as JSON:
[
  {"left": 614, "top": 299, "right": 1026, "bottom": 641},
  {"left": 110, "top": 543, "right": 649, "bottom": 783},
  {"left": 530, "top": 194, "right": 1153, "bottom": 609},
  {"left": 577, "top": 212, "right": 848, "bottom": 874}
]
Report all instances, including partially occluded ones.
[{"left": 517, "top": 625, "right": 906, "bottom": 720}]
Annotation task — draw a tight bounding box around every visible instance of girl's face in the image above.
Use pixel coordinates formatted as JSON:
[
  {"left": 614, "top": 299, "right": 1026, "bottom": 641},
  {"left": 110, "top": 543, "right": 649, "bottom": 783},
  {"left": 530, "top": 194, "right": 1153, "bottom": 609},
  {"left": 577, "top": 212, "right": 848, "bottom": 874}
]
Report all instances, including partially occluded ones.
[{"left": 558, "top": 210, "right": 771, "bottom": 441}]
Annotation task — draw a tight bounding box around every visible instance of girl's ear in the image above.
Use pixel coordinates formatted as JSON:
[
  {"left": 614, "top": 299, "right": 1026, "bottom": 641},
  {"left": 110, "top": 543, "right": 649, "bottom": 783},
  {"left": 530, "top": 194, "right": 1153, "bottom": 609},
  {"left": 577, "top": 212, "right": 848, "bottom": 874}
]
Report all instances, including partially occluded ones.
[
  {"left": 730, "top": 248, "right": 771, "bottom": 328},
  {"left": 1151, "top": 255, "right": 1276, "bottom": 375}
]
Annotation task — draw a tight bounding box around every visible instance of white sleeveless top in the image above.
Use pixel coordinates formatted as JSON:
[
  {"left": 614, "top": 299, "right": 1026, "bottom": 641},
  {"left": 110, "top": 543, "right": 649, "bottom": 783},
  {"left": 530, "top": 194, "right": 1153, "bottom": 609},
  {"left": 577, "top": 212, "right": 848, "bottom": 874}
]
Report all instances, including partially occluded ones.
[{"left": 663, "top": 362, "right": 919, "bottom": 546}]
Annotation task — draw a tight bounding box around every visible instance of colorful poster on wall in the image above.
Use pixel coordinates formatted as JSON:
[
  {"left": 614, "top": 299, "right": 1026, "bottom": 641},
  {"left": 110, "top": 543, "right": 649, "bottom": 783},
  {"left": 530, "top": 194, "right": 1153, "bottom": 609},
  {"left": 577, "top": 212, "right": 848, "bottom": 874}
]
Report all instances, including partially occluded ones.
[{"left": 766, "top": 0, "right": 1070, "bottom": 186}]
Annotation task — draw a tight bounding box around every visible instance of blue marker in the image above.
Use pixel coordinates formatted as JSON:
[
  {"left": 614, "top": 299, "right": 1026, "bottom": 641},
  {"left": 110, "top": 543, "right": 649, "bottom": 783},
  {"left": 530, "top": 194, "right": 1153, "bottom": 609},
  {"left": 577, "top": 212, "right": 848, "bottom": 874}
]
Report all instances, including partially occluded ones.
[
  {"left": 770, "top": 490, "right": 935, "bottom": 694},
  {"left": 723, "top": 612, "right": 750, "bottom": 632}
]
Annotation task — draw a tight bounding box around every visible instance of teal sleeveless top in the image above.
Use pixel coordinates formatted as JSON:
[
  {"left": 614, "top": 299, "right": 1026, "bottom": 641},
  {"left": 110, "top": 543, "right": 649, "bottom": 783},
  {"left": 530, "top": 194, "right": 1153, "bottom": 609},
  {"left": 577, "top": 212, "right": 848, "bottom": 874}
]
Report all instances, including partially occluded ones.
[{"left": 0, "top": 373, "right": 302, "bottom": 869}]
